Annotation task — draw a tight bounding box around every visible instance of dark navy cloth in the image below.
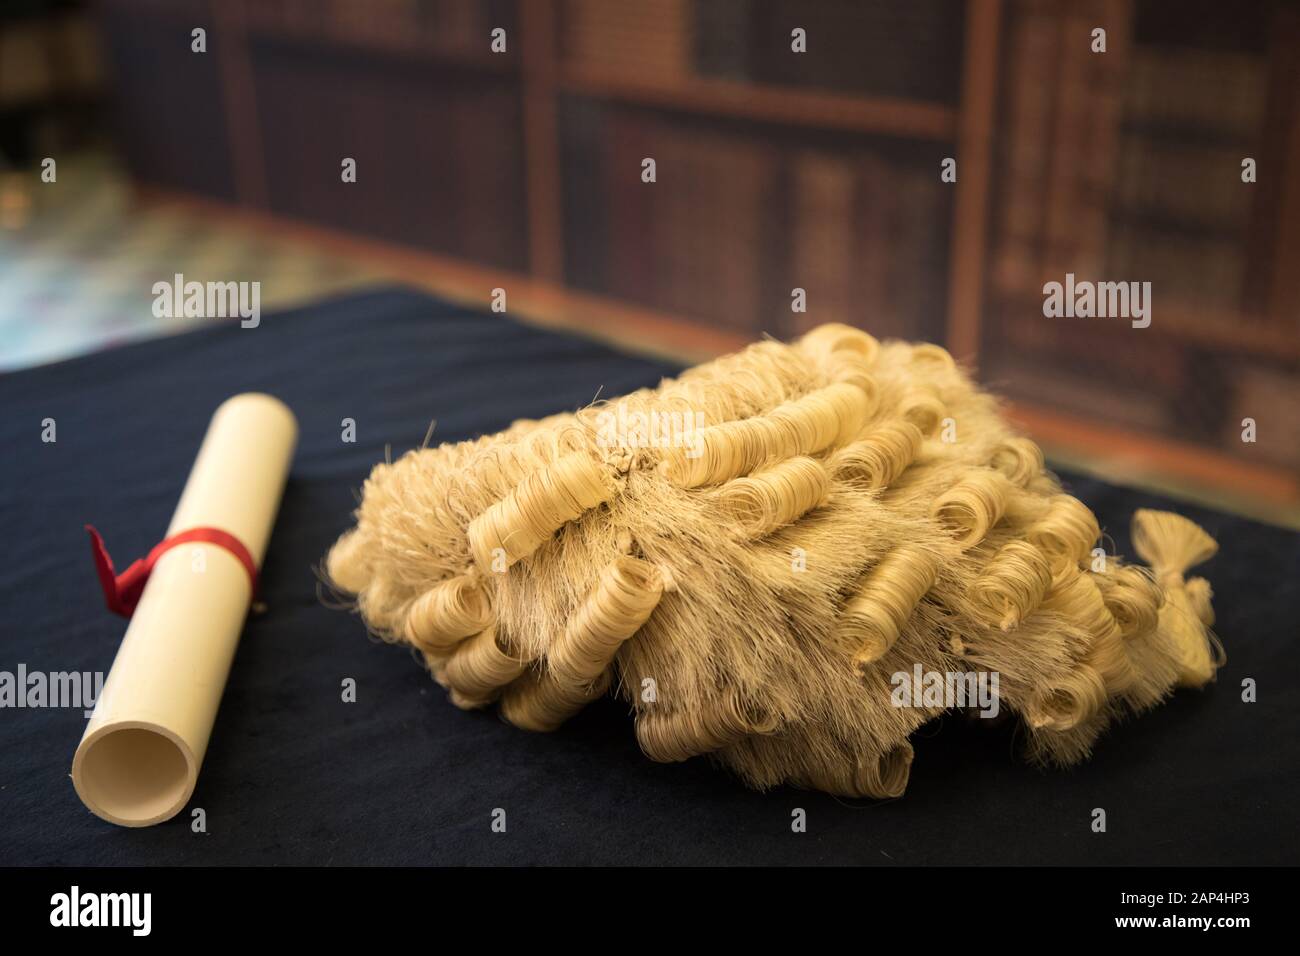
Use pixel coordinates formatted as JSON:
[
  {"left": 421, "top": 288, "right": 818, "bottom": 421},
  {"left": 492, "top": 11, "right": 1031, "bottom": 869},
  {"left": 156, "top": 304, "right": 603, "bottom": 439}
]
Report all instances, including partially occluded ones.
[{"left": 1, "top": 288, "right": 1295, "bottom": 865}]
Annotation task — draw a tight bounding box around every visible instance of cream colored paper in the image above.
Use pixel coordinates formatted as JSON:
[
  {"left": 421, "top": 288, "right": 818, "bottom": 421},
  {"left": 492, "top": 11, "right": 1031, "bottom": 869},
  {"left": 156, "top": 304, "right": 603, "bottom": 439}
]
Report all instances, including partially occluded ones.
[{"left": 72, "top": 393, "right": 297, "bottom": 827}]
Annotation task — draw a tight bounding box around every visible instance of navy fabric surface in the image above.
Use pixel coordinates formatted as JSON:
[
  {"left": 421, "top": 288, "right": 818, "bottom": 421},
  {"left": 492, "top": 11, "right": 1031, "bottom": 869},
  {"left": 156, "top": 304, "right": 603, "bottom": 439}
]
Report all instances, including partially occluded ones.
[{"left": 1, "top": 288, "right": 1296, "bottom": 865}]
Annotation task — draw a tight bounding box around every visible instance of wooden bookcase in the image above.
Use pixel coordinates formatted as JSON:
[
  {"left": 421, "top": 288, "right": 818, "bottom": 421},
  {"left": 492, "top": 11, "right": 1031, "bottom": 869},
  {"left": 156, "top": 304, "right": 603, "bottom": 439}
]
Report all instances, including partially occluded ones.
[
  {"left": 984, "top": 0, "right": 1300, "bottom": 501},
  {"left": 96, "top": 0, "right": 1300, "bottom": 509}
]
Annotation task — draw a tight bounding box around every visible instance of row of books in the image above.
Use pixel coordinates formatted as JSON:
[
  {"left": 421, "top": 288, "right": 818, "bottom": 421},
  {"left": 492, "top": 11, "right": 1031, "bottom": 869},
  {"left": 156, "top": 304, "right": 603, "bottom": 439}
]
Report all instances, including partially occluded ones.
[
  {"left": 1113, "top": 138, "right": 1254, "bottom": 233},
  {"left": 992, "top": 343, "right": 1300, "bottom": 470},
  {"left": 994, "top": 2, "right": 1125, "bottom": 294},
  {"left": 989, "top": 303, "right": 1300, "bottom": 467},
  {"left": 985, "top": 0, "right": 1297, "bottom": 468},
  {"left": 563, "top": 0, "right": 693, "bottom": 80},
  {"left": 563, "top": 0, "right": 962, "bottom": 104},
  {"left": 571, "top": 107, "right": 781, "bottom": 333},
  {"left": 563, "top": 104, "right": 950, "bottom": 340},
  {"left": 1123, "top": 48, "right": 1267, "bottom": 142},
  {"left": 1105, "top": 225, "right": 1246, "bottom": 314},
  {"left": 1104, "top": 41, "right": 1267, "bottom": 316},
  {"left": 994, "top": 0, "right": 1270, "bottom": 314},
  {"left": 739, "top": 0, "right": 963, "bottom": 104},
  {"left": 253, "top": 53, "right": 527, "bottom": 270},
  {"left": 789, "top": 147, "right": 949, "bottom": 342}
]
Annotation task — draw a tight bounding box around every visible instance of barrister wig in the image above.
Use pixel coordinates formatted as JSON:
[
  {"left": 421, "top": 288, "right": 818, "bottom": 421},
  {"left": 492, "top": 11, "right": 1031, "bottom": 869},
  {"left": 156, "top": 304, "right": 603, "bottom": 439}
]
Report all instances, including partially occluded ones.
[{"left": 325, "top": 324, "right": 1223, "bottom": 798}]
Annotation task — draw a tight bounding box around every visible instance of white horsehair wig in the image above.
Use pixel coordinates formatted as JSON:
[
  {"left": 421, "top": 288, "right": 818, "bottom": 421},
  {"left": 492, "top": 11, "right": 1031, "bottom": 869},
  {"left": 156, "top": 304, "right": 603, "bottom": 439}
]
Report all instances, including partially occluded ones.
[{"left": 325, "top": 324, "right": 1222, "bottom": 798}]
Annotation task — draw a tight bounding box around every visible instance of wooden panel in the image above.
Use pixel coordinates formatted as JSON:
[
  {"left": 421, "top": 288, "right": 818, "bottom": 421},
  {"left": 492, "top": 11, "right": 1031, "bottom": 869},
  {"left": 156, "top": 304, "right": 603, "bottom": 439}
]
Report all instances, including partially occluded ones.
[
  {"left": 945, "top": 0, "right": 1002, "bottom": 361},
  {"left": 520, "top": 0, "right": 565, "bottom": 280},
  {"left": 559, "top": 69, "right": 958, "bottom": 140},
  {"left": 1264, "top": 8, "right": 1300, "bottom": 327},
  {"left": 250, "top": 39, "right": 527, "bottom": 270}
]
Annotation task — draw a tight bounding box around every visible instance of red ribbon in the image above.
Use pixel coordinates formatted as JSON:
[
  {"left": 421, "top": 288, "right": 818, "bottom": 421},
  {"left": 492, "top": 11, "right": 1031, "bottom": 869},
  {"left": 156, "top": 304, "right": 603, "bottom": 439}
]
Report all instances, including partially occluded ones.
[{"left": 85, "top": 524, "right": 260, "bottom": 618}]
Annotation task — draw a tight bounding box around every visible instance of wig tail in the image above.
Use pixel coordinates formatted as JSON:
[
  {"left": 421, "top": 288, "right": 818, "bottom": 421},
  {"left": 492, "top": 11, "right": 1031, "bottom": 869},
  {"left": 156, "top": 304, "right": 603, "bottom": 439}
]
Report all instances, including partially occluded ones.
[{"left": 1131, "top": 509, "right": 1222, "bottom": 688}]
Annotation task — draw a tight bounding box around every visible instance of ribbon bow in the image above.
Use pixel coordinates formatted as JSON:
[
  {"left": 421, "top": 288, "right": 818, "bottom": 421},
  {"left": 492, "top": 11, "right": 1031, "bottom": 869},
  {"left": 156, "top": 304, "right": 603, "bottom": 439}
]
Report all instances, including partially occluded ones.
[{"left": 85, "top": 524, "right": 260, "bottom": 617}]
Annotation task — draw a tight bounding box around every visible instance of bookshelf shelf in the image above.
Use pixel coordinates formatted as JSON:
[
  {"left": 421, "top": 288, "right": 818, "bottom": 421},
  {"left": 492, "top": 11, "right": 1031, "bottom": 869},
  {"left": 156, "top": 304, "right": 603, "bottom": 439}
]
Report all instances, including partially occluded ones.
[
  {"left": 1144, "top": 305, "right": 1300, "bottom": 359},
  {"left": 557, "top": 68, "right": 958, "bottom": 140},
  {"left": 1000, "top": 296, "right": 1300, "bottom": 361},
  {"left": 1005, "top": 402, "right": 1299, "bottom": 508},
  {"left": 1105, "top": 206, "right": 1246, "bottom": 244},
  {"left": 1118, "top": 118, "right": 1254, "bottom": 151}
]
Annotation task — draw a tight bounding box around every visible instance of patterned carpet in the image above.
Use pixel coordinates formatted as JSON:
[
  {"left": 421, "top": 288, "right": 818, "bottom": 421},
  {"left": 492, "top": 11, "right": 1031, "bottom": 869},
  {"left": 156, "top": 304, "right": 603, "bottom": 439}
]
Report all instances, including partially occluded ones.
[{"left": 0, "top": 153, "right": 383, "bottom": 370}]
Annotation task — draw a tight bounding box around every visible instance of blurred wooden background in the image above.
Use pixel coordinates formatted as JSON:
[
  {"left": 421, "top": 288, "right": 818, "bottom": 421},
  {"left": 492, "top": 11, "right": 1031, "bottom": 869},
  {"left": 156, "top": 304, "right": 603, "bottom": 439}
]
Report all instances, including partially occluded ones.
[{"left": 73, "top": 0, "right": 1300, "bottom": 508}]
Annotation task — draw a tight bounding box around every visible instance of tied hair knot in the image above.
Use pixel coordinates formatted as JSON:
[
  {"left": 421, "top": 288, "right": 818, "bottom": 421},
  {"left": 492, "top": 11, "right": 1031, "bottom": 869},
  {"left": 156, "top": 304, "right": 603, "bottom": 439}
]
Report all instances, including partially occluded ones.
[
  {"left": 1159, "top": 570, "right": 1186, "bottom": 590},
  {"left": 600, "top": 444, "right": 657, "bottom": 478}
]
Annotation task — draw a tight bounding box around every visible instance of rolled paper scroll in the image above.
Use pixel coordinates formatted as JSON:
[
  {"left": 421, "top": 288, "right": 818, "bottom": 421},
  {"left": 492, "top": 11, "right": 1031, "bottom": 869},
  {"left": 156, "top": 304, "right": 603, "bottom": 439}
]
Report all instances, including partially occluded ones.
[{"left": 72, "top": 393, "right": 297, "bottom": 827}]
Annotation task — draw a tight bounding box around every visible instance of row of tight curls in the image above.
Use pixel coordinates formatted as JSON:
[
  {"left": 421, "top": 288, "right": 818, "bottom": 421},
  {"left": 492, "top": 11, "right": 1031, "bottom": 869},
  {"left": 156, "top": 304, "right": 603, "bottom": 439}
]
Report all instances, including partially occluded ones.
[{"left": 326, "top": 322, "right": 1223, "bottom": 800}]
